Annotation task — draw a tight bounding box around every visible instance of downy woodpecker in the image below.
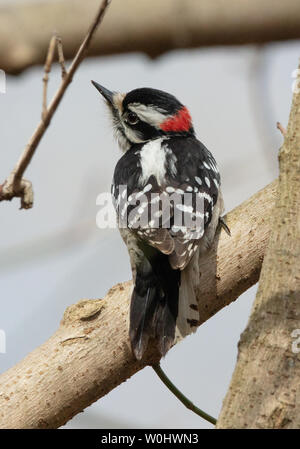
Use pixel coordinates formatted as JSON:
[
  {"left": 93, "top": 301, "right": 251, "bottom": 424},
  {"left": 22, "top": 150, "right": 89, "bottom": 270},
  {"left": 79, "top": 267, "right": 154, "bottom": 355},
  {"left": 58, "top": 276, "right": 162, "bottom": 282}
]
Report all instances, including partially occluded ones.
[{"left": 92, "top": 82, "right": 224, "bottom": 360}]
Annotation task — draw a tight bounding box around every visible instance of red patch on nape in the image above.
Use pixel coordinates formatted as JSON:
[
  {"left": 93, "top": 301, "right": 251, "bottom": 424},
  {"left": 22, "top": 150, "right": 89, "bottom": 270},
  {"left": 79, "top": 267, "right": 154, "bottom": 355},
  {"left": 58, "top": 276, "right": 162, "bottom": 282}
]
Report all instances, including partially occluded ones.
[{"left": 160, "top": 106, "right": 192, "bottom": 132}]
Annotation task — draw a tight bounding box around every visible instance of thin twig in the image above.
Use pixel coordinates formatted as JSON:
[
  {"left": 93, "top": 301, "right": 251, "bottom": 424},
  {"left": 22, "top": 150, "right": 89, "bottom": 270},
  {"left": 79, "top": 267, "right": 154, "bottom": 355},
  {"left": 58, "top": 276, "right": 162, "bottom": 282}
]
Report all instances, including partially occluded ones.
[
  {"left": 56, "top": 35, "right": 67, "bottom": 79},
  {"left": 42, "top": 35, "right": 57, "bottom": 121},
  {"left": 152, "top": 364, "right": 217, "bottom": 425},
  {"left": 276, "top": 121, "right": 287, "bottom": 136},
  {"left": 0, "top": 0, "right": 111, "bottom": 209},
  {"left": 42, "top": 33, "right": 67, "bottom": 121}
]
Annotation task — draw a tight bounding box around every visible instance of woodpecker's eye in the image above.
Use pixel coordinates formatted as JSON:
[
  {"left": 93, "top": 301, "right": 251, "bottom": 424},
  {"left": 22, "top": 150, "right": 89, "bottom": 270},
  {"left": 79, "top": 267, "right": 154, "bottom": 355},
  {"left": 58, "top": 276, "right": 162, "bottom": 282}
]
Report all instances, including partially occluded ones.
[{"left": 126, "top": 112, "right": 139, "bottom": 125}]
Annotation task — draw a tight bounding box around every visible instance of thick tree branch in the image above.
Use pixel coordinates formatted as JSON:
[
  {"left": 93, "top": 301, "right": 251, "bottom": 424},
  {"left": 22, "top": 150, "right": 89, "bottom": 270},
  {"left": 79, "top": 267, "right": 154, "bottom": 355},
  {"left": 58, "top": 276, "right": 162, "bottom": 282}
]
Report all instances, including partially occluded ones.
[
  {"left": 217, "top": 68, "right": 300, "bottom": 429},
  {"left": 1, "top": 0, "right": 300, "bottom": 74},
  {"left": 0, "top": 0, "right": 111, "bottom": 209},
  {"left": 0, "top": 180, "right": 277, "bottom": 428}
]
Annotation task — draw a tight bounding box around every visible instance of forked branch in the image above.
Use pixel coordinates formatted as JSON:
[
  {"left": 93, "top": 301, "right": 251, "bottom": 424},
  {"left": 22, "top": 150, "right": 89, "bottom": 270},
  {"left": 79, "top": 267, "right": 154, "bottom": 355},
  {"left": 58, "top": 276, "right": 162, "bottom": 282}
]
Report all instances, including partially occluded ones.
[{"left": 0, "top": 0, "right": 111, "bottom": 209}]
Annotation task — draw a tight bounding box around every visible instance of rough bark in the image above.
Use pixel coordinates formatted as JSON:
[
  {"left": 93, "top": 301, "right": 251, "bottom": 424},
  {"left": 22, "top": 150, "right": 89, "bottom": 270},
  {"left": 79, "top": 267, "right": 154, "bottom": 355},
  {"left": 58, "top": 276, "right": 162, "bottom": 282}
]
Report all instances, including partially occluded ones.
[
  {"left": 0, "top": 180, "right": 277, "bottom": 428},
  {"left": 217, "top": 71, "right": 300, "bottom": 429},
  {"left": 2, "top": 0, "right": 300, "bottom": 74}
]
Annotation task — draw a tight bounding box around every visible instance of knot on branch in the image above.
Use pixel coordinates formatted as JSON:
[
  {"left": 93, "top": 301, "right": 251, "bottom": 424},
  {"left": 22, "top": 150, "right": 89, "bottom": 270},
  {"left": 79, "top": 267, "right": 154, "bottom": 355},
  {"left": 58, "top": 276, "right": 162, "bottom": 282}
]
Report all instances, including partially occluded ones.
[
  {"left": 0, "top": 174, "right": 33, "bottom": 209},
  {"left": 62, "top": 299, "right": 106, "bottom": 325}
]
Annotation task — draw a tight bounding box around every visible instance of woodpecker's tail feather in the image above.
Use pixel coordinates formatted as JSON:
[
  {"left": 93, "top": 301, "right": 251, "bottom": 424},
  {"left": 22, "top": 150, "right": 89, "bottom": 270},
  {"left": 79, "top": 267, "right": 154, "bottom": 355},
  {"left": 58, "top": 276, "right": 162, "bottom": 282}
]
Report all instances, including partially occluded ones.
[
  {"left": 130, "top": 254, "right": 180, "bottom": 360},
  {"left": 175, "top": 256, "right": 200, "bottom": 342}
]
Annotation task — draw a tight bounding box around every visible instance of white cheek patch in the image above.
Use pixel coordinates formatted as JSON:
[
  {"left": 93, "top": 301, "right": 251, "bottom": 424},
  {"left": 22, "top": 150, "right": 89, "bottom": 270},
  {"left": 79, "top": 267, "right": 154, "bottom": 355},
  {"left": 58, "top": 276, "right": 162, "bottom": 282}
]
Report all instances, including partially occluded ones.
[
  {"left": 128, "top": 103, "right": 171, "bottom": 128},
  {"left": 123, "top": 125, "right": 144, "bottom": 144}
]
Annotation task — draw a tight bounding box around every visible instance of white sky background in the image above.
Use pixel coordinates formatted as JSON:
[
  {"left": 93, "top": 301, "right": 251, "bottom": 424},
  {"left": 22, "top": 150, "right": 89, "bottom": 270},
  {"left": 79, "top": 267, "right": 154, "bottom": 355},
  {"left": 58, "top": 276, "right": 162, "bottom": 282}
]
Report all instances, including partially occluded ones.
[{"left": 0, "top": 6, "right": 299, "bottom": 427}]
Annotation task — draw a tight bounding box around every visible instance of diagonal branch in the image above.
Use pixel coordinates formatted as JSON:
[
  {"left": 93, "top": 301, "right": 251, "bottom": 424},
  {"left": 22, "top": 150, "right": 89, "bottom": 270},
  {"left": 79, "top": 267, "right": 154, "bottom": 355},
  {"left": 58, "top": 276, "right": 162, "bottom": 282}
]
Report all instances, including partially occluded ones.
[
  {"left": 42, "top": 35, "right": 57, "bottom": 121},
  {"left": 42, "top": 33, "right": 67, "bottom": 121},
  {"left": 56, "top": 35, "right": 67, "bottom": 80},
  {"left": 152, "top": 363, "right": 217, "bottom": 425},
  {"left": 0, "top": 0, "right": 111, "bottom": 209},
  {"left": 0, "top": 180, "right": 277, "bottom": 428}
]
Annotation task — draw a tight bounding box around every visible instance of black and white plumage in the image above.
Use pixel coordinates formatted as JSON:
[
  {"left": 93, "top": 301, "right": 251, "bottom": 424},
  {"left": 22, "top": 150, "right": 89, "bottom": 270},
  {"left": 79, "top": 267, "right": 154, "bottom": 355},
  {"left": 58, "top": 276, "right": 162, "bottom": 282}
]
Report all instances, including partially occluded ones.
[{"left": 92, "top": 82, "right": 224, "bottom": 359}]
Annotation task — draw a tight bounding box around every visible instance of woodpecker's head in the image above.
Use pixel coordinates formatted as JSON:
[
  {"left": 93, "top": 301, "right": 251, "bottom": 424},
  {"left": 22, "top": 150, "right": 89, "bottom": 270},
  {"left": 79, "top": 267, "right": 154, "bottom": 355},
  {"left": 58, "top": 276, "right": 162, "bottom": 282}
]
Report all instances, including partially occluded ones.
[{"left": 91, "top": 82, "right": 194, "bottom": 151}]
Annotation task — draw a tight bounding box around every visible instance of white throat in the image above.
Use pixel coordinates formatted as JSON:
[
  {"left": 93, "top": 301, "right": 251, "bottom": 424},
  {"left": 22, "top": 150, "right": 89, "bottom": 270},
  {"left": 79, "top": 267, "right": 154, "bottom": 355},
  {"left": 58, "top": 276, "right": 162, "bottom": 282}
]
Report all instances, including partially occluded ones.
[{"left": 139, "top": 138, "right": 167, "bottom": 186}]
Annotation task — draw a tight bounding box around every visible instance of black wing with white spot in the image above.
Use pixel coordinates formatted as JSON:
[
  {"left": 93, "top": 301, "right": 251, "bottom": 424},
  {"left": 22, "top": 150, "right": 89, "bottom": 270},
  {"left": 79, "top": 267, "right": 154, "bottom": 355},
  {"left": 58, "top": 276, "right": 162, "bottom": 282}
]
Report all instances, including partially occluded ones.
[
  {"left": 163, "top": 136, "right": 220, "bottom": 269},
  {"left": 112, "top": 137, "right": 221, "bottom": 269}
]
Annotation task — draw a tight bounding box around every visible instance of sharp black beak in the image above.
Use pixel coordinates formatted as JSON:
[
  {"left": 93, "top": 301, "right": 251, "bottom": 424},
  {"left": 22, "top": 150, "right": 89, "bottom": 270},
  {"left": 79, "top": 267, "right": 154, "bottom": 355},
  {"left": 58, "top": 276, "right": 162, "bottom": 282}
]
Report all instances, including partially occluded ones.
[{"left": 91, "top": 80, "right": 115, "bottom": 106}]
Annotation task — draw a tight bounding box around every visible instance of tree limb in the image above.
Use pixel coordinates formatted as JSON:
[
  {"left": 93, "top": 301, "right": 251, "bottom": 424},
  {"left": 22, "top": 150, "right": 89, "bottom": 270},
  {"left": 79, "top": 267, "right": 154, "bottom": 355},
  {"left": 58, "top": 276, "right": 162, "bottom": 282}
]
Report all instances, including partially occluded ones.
[
  {"left": 1, "top": 0, "right": 300, "bottom": 75},
  {"left": 216, "top": 68, "right": 300, "bottom": 429},
  {"left": 0, "top": 0, "right": 111, "bottom": 209},
  {"left": 0, "top": 180, "right": 277, "bottom": 428}
]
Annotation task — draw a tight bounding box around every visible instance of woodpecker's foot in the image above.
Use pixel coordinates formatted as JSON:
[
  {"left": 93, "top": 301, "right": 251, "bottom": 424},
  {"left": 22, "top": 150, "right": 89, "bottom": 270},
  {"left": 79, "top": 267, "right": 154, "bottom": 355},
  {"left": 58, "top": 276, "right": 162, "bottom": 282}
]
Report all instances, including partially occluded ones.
[{"left": 219, "top": 216, "right": 231, "bottom": 236}]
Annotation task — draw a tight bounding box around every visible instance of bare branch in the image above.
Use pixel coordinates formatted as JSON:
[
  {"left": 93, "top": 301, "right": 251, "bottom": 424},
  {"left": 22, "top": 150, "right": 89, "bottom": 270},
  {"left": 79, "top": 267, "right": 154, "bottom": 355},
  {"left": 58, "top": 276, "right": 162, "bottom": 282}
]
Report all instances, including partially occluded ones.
[
  {"left": 0, "top": 0, "right": 111, "bottom": 209},
  {"left": 153, "top": 363, "right": 217, "bottom": 425},
  {"left": 56, "top": 35, "right": 67, "bottom": 79},
  {"left": 0, "top": 180, "right": 277, "bottom": 428},
  {"left": 42, "top": 35, "right": 57, "bottom": 121}
]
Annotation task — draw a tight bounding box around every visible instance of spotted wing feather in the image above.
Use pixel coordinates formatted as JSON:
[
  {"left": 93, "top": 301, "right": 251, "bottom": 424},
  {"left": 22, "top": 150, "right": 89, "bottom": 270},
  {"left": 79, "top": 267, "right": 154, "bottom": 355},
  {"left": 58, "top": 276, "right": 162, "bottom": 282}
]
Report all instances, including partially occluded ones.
[{"left": 112, "top": 137, "right": 220, "bottom": 269}]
